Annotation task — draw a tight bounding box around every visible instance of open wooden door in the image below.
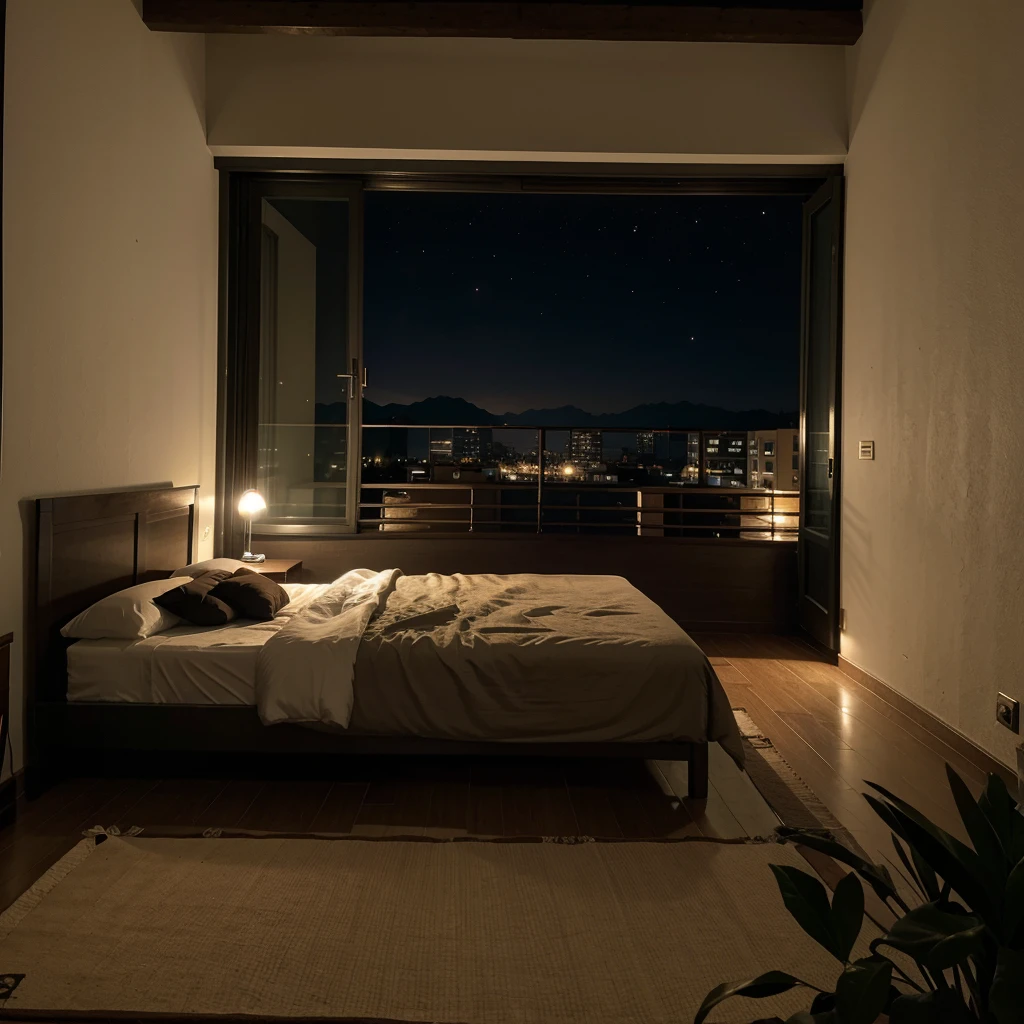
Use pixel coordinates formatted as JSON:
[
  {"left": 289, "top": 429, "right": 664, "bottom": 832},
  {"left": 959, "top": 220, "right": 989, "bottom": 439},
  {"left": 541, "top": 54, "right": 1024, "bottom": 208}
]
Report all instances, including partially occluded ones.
[{"left": 798, "top": 176, "right": 843, "bottom": 653}]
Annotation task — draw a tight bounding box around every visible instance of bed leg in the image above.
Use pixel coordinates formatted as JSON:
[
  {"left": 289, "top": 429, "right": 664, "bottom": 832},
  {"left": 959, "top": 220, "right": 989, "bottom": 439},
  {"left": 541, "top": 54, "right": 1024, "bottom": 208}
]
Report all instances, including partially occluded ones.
[{"left": 688, "top": 744, "right": 709, "bottom": 800}]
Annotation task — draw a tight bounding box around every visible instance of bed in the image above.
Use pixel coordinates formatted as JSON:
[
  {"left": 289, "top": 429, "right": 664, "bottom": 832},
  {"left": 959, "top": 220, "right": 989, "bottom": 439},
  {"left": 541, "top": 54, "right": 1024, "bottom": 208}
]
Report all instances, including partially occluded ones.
[{"left": 28, "top": 486, "right": 742, "bottom": 799}]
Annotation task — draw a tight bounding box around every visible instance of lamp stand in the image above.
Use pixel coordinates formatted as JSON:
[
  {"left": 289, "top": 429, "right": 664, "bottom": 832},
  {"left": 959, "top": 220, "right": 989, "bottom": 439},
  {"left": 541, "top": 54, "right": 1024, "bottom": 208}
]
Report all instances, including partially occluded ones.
[{"left": 241, "top": 516, "right": 265, "bottom": 563}]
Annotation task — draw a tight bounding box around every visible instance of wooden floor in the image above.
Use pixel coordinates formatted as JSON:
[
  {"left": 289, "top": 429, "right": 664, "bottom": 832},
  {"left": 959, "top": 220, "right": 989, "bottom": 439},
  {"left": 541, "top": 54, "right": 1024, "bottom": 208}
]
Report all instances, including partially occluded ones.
[
  {"left": 693, "top": 632, "right": 982, "bottom": 869},
  {"left": 0, "top": 632, "right": 991, "bottom": 913}
]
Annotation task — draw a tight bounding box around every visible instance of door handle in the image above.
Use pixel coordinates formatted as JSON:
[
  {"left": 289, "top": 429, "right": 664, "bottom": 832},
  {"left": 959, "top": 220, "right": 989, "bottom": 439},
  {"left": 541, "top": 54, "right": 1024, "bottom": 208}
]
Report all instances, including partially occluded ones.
[
  {"left": 827, "top": 457, "right": 834, "bottom": 479},
  {"left": 337, "top": 359, "right": 363, "bottom": 401},
  {"left": 335, "top": 373, "right": 355, "bottom": 400}
]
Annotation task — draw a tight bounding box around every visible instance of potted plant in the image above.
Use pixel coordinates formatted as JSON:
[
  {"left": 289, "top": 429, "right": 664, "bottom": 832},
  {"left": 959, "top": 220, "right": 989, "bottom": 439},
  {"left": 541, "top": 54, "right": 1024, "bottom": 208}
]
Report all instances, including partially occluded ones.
[{"left": 694, "top": 766, "right": 1024, "bottom": 1023}]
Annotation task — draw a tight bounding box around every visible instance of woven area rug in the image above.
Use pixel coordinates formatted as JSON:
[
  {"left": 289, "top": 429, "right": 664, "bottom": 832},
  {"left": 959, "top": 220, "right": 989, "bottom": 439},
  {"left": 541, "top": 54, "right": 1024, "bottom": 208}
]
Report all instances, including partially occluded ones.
[{"left": 0, "top": 832, "right": 872, "bottom": 1024}]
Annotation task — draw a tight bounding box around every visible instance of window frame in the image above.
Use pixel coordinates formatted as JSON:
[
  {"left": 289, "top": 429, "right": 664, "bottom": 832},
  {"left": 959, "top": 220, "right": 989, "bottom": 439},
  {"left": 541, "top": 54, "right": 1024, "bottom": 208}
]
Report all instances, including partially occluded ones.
[{"left": 216, "top": 162, "right": 841, "bottom": 552}]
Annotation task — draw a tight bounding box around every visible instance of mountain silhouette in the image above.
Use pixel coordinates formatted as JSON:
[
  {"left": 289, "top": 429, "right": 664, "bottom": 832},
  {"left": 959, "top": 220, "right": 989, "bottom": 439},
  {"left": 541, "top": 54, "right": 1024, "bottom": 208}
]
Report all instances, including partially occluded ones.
[{"left": 318, "top": 395, "right": 796, "bottom": 430}]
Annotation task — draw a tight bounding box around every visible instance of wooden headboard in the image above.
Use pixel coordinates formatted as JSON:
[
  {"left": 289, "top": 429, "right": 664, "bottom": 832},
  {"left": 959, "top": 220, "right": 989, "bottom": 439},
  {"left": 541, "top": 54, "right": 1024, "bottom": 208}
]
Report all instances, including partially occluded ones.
[{"left": 30, "top": 486, "right": 198, "bottom": 706}]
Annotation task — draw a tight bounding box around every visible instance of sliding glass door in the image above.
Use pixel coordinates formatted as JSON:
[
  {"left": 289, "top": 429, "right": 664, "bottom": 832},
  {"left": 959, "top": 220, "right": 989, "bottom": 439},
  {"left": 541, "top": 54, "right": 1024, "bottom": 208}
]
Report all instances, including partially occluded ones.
[
  {"left": 798, "top": 177, "right": 843, "bottom": 652},
  {"left": 225, "top": 179, "right": 364, "bottom": 545}
]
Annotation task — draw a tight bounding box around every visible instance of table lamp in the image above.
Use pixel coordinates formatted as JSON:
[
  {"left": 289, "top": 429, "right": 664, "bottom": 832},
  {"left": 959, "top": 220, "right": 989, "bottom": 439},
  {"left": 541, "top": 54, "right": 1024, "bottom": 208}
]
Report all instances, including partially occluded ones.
[{"left": 238, "top": 489, "right": 267, "bottom": 563}]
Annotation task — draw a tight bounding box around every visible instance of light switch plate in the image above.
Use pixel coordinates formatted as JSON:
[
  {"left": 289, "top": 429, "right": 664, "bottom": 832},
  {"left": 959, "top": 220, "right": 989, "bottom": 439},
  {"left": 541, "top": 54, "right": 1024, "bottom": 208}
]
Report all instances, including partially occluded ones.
[{"left": 859, "top": 441, "right": 875, "bottom": 460}]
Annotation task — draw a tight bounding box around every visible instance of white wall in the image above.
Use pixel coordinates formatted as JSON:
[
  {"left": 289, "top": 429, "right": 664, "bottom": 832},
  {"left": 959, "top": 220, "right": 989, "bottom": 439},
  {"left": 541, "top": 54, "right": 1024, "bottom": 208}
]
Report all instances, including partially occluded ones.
[
  {"left": 1, "top": 0, "right": 218, "bottom": 773},
  {"left": 207, "top": 34, "right": 848, "bottom": 163},
  {"left": 842, "top": 0, "right": 1024, "bottom": 765}
]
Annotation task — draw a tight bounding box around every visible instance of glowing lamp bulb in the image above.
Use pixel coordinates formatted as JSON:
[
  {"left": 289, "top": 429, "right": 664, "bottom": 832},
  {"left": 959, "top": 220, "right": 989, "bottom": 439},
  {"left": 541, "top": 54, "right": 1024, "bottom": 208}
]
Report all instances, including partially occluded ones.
[{"left": 238, "top": 489, "right": 266, "bottom": 516}]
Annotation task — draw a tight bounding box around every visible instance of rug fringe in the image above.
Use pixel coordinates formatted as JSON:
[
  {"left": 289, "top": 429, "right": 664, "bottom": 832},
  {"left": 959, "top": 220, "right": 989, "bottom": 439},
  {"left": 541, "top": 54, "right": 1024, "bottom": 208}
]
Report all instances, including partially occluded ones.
[
  {"left": 75, "top": 827, "right": 784, "bottom": 846},
  {"left": 0, "top": 839, "right": 98, "bottom": 942}
]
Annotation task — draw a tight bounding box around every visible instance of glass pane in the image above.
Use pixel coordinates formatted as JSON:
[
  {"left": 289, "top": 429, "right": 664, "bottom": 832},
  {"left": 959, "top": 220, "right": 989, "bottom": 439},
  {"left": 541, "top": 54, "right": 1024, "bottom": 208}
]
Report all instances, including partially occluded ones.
[
  {"left": 804, "top": 535, "right": 831, "bottom": 610},
  {"left": 258, "top": 197, "right": 352, "bottom": 522},
  {"left": 804, "top": 204, "right": 833, "bottom": 538}
]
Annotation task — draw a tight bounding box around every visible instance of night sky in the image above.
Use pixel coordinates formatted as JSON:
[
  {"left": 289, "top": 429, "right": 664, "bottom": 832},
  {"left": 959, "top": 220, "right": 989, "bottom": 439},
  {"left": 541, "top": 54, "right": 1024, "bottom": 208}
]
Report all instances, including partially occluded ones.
[{"left": 362, "top": 192, "right": 803, "bottom": 417}]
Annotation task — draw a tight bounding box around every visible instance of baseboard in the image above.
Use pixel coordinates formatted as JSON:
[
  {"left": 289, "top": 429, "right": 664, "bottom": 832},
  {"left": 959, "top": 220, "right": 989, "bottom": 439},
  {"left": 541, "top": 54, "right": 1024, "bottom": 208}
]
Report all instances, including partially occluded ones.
[{"left": 837, "top": 656, "right": 1016, "bottom": 788}]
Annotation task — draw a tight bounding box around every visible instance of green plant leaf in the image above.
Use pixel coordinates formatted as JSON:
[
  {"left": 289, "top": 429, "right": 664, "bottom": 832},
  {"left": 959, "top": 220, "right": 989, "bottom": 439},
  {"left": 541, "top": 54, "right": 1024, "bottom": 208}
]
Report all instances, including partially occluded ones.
[
  {"left": 908, "top": 841, "right": 941, "bottom": 905},
  {"left": 888, "top": 989, "right": 976, "bottom": 1024},
  {"left": 872, "top": 902, "right": 986, "bottom": 972},
  {"left": 864, "top": 783, "right": 993, "bottom": 920},
  {"left": 890, "top": 834, "right": 927, "bottom": 900},
  {"left": 830, "top": 872, "right": 865, "bottom": 963},
  {"left": 810, "top": 991, "right": 837, "bottom": 1013},
  {"left": 834, "top": 957, "right": 893, "bottom": 1024},
  {"left": 776, "top": 827, "right": 902, "bottom": 908},
  {"left": 771, "top": 864, "right": 842, "bottom": 960},
  {"left": 693, "top": 971, "right": 812, "bottom": 1024},
  {"left": 989, "top": 946, "right": 1024, "bottom": 1024},
  {"left": 1004, "top": 856, "right": 1024, "bottom": 945},
  {"left": 945, "top": 764, "right": 1009, "bottom": 895},
  {"left": 978, "top": 773, "right": 1024, "bottom": 865}
]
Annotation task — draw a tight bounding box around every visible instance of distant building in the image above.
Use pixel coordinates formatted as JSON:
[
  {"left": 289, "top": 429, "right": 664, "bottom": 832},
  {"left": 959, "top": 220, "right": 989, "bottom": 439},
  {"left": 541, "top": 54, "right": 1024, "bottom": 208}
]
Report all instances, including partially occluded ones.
[
  {"left": 569, "top": 429, "right": 602, "bottom": 468},
  {"left": 477, "top": 428, "right": 494, "bottom": 463},
  {"left": 747, "top": 429, "right": 800, "bottom": 490},
  {"left": 702, "top": 432, "right": 748, "bottom": 487},
  {"left": 428, "top": 431, "right": 453, "bottom": 465},
  {"left": 683, "top": 433, "right": 701, "bottom": 484},
  {"left": 452, "top": 428, "right": 481, "bottom": 464},
  {"left": 636, "top": 431, "right": 655, "bottom": 462}
]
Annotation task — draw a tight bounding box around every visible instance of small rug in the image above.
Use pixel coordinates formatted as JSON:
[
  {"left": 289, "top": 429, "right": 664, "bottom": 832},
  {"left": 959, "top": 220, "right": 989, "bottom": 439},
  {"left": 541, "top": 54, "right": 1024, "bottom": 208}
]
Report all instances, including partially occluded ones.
[{"left": 0, "top": 833, "right": 871, "bottom": 1024}]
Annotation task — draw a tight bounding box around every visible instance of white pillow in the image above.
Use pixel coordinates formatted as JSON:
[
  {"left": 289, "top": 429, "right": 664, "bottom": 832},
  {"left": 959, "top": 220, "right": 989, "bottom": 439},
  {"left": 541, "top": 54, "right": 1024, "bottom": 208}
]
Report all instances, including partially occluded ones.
[
  {"left": 170, "top": 557, "right": 251, "bottom": 579},
  {"left": 61, "top": 578, "right": 194, "bottom": 640}
]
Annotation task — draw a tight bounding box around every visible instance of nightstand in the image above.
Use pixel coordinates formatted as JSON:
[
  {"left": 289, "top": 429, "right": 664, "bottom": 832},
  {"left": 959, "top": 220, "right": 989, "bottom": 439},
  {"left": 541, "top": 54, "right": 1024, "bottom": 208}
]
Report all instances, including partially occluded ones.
[{"left": 246, "top": 559, "right": 303, "bottom": 583}]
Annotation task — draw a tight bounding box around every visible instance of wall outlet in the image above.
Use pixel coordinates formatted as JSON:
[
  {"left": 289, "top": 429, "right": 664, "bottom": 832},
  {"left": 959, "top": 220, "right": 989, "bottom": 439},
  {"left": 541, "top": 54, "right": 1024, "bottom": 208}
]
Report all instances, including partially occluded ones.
[{"left": 997, "top": 693, "right": 1020, "bottom": 733}]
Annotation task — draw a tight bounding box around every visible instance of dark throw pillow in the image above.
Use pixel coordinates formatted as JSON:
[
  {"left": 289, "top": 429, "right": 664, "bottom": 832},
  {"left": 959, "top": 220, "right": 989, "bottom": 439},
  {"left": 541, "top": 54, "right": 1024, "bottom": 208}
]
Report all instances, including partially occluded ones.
[
  {"left": 209, "top": 568, "right": 289, "bottom": 622},
  {"left": 154, "top": 569, "right": 238, "bottom": 626}
]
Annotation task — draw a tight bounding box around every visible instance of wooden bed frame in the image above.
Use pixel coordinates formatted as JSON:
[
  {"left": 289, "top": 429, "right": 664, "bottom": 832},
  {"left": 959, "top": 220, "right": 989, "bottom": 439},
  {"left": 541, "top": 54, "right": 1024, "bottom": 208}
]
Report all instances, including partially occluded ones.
[{"left": 27, "top": 486, "right": 710, "bottom": 798}]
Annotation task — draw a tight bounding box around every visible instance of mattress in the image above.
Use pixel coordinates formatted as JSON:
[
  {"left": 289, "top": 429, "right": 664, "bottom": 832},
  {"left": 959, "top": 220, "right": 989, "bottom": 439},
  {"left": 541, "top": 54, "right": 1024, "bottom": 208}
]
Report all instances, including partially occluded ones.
[
  {"left": 67, "top": 583, "right": 326, "bottom": 706},
  {"left": 67, "top": 572, "right": 739, "bottom": 757}
]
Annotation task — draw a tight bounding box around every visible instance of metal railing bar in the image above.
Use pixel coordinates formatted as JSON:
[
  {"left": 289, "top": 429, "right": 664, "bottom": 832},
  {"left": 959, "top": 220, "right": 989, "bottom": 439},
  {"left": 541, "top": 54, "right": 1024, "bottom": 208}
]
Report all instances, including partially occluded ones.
[
  {"left": 359, "top": 482, "right": 799, "bottom": 496},
  {"left": 357, "top": 517, "right": 798, "bottom": 533},
  {"left": 359, "top": 503, "right": 798, "bottom": 517},
  {"left": 360, "top": 423, "right": 738, "bottom": 433}
]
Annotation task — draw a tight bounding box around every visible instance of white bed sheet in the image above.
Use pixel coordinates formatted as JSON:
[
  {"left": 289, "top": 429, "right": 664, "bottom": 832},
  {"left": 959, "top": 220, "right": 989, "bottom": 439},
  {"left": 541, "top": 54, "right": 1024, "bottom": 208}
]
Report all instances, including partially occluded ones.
[{"left": 66, "top": 583, "right": 327, "bottom": 705}]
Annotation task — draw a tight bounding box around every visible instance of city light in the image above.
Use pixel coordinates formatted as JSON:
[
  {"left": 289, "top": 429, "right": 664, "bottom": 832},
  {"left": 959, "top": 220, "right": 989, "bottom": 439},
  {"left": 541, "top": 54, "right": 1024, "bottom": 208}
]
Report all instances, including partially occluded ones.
[{"left": 562, "top": 465, "right": 575, "bottom": 476}]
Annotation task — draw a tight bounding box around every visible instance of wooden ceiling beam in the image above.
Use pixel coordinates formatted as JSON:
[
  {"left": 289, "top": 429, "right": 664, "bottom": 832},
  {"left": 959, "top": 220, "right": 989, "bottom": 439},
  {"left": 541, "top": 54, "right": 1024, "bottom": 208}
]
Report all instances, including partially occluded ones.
[{"left": 141, "top": 2, "right": 863, "bottom": 46}]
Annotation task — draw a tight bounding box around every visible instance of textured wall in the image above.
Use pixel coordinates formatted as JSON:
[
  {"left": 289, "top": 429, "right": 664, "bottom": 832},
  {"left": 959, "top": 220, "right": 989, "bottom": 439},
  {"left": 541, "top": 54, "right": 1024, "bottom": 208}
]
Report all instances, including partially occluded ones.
[
  {"left": 207, "top": 34, "right": 847, "bottom": 163},
  {"left": 842, "top": 0, "right": 1024, "bottom": 764},
  {"left": 1, "top": 0, "right": 218, "bottom": 772}
]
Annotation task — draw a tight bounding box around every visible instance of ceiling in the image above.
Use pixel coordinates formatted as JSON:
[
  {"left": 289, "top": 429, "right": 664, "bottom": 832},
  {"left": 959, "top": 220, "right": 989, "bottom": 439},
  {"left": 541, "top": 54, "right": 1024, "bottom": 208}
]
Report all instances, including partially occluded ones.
[{"left": 142, "top": 1, "right": 865, "bottom": 46}]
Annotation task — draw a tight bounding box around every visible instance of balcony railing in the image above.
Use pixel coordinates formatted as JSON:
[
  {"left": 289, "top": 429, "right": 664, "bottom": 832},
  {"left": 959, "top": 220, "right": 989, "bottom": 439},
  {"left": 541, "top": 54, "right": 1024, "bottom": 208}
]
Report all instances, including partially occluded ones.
[
  {"left": 357, "top": 423, "right": 799, "bottom": 540},
  {"left": 358, "top": 481, "right": 798, "bottom": 540},
  {"left": 256, "top": 422, "right": 800, "bottom": 539}
]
